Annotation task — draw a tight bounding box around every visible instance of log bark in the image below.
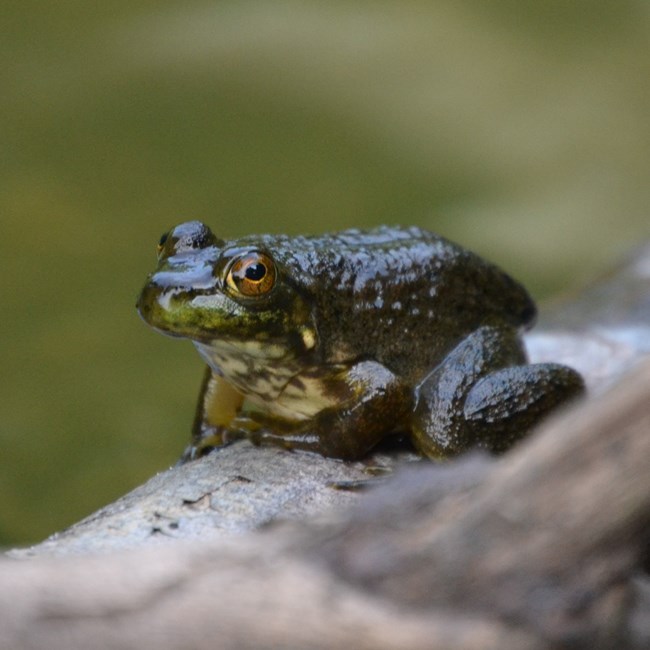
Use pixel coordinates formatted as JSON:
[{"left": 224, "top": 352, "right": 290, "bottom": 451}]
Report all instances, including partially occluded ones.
[{"left": 1, "top": 360, "right": 649, "bottom": 649}]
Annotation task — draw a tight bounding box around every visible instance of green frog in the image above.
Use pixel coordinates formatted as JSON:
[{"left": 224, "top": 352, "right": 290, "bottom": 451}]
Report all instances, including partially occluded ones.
[{"left": 137, "top": 221, "right": 584, "bottom": 461}]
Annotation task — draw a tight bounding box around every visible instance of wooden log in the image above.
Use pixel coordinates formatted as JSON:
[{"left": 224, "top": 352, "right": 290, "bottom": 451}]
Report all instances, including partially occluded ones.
[{"left": 1, "top": 359, "right": 648, "bottom": 649}]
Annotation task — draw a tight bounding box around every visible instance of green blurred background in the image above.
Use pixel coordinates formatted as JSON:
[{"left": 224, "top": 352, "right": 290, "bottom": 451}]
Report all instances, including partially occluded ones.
[{"left": 1, "top": 0, "right": 649, "bottom": 546}]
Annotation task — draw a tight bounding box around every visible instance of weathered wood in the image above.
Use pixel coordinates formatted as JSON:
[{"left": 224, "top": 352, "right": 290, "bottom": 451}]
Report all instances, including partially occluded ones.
[
  {"left": 1, "top": 360, "right": 648, "bottom": 649},
  {"left": 10, "top": 441, "right": 417, "bottom": 557},
  {"left": 0, "top": 535, "right": 541, "bottom": 650}
]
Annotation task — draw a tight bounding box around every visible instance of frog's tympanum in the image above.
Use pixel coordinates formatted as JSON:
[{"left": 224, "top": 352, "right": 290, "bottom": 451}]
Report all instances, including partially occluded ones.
[{"left": 137, "top": 222, "right": 584, "bottom": 461}]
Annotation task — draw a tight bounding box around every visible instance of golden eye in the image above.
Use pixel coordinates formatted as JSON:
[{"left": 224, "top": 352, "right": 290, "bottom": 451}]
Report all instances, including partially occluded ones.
[{"left": 226, "top": 252, "right": 276, "bottom": 297}]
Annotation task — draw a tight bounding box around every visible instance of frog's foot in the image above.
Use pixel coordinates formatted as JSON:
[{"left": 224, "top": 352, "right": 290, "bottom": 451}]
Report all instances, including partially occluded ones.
[
  {"left": 462, "top": 363, "right": 584, "bottom": 452},
  {"left": 412, "top": 325, "right": 584, "bottom": 459},
  {"left": 178, "top": 424, "right": 235, "bottom": 464},
  {"left": 230, "top": 408, "right": 387, "bottom": 460}
]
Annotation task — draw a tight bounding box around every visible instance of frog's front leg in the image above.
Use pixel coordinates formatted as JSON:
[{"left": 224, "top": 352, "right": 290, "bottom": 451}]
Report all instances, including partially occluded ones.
[
  {"left": 412, "top": 325, "right": 584, "bottom": 459},
  {"left": 236, "top": 361, "right": 413, "bottom": 460},
  {"left": 181, "top": 366, "right": 245, "bottom": 462}
]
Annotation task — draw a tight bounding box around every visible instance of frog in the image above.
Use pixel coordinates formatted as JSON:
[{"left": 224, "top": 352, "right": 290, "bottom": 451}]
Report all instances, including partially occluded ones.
[{"left": 137, "top": 221, "right": 584, "bottom": 462}]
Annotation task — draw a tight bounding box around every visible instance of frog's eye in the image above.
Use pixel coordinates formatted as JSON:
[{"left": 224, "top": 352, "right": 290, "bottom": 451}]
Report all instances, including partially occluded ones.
[{"left": 226, "top": 252, "right": 276, "bottom": 297}]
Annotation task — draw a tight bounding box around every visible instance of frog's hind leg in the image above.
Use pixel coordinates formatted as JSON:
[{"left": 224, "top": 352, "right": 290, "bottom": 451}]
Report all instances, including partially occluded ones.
[
  {"left": 462, "top": 363, "right": 584, "bottom": 452},
  {"left": 411, "top": 326, "right": 584, "bottom": 459}
]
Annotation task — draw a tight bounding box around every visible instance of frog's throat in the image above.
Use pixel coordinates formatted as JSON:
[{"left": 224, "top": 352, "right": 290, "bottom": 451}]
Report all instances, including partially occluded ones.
[{"left": 193, "top": 338, "right": 305, "bottom": 403}]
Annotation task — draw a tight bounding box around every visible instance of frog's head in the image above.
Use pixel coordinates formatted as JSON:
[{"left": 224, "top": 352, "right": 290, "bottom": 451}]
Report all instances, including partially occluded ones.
[{"left": 137, "top": 221, "right": 318, "bottom": 363}]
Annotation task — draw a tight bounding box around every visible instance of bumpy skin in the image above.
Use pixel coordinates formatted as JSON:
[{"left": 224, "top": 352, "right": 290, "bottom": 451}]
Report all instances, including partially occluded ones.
[{"left": 137, "top": 221, "right": 584, "bottom": 461}]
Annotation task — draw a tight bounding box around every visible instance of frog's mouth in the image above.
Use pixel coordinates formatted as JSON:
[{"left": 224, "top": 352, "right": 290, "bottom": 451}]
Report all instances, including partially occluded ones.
[
  {"left": 136, "top": 283, "right": 197, "bottom": 339},
  {"left": 193, "top": 321, "right": 317, "bottom": 364},
  {"left": 136, "top": 272, "right": 235, "bottom": 343},
  {"left": 195, "top": 337, "right": 291, "bottom": 366}
]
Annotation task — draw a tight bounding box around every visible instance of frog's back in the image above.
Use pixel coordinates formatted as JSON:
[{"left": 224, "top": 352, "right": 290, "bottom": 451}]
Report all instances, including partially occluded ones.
[{"left": 260, "top": 226, "right": 536, "bottom": 381}]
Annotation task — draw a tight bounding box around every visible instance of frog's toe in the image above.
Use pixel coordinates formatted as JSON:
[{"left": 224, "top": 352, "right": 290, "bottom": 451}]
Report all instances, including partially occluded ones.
[
  {"left": 464, "top": 364, "right": 584, "bottom": 421},
  {"left": 464, "top": 363, "right": 585, "bottom": 451}
]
